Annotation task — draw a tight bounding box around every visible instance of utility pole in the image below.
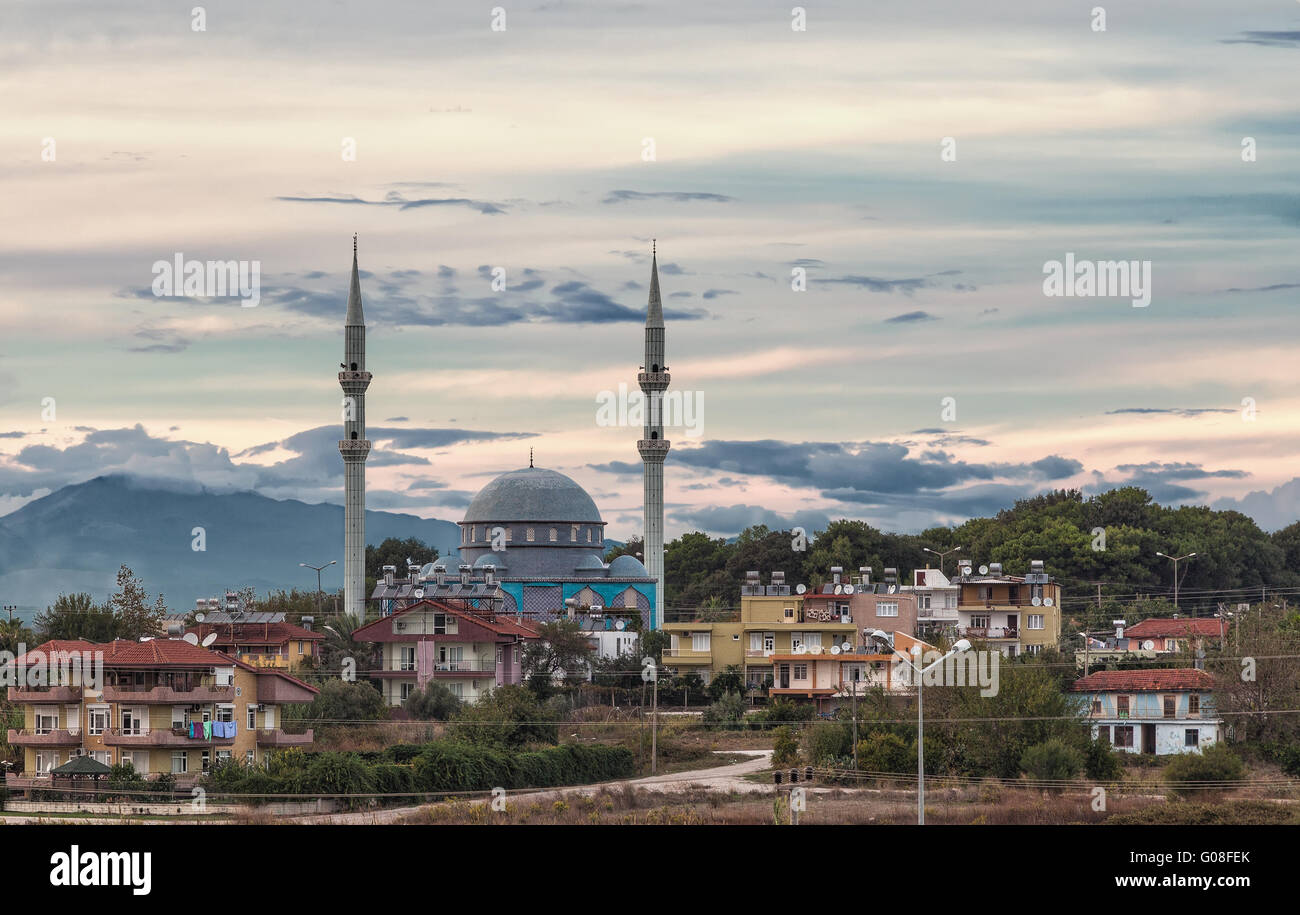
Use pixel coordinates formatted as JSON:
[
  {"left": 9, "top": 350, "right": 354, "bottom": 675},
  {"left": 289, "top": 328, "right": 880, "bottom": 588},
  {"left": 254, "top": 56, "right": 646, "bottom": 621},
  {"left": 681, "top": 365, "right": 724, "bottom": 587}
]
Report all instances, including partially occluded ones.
[
  {"left": 1156, "top": 552, "right": 1197, "bottom": 610},
  {"left": 651, "top": 668, "right": 658, "bottom": 774}
]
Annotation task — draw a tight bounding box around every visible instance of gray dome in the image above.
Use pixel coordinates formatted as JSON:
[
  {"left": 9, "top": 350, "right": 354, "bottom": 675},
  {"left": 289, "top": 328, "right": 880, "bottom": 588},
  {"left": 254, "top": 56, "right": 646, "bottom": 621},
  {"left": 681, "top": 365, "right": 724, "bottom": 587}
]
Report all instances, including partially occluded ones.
[
  {"left": 463, "top": 467, "right": 603, "bottom": 524},
  {"left": 574, "top": 553, "right": 607, "bottom": 571},
  {"left": 433, "top": 554, "right": 462, "bottom": 570},
  {"left": 474, "top": 553, "right": 507, "bottom": 569},
  {"left": 609, "top": 554, "right": 650, "bottom": 577}
]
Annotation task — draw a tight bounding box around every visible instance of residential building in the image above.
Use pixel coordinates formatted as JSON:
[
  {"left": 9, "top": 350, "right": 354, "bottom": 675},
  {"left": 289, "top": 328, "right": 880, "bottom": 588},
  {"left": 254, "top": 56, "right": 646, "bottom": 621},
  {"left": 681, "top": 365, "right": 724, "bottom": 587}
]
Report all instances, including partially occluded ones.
[
  {"left": 353, "top": 598, "right": 541, "bottom": 707},
  {"left": 5, "top": 638, "right": 319, "bottom": 791},
  {"left": 802, "top": 566, "right": 920, "bottom": 641},
  {"left": 1120, "top": 616, "right": 1228, "bottom": 655},
  {"left": 1072, "top": 668, "right": 1221, "bottom": 755},
  {"left": 185, "top": 620, "right": 323, "bottom": 671},
  {"left": 906, "top": 566, "right": 961, "bottom": 638},
  {"left": 953, "top": 559, "right": 1061, "bottom": 657},
  {"left": 769, "top": 631, "right": 938, "bottom": 712}
]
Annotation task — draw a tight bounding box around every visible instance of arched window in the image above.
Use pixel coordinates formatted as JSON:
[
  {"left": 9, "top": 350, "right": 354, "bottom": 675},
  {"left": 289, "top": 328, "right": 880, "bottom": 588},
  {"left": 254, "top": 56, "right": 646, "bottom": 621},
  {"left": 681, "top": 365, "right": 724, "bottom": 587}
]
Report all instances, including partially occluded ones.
[
  {"left": 549, "top": 528, "right": 558, "bottom": 542},
  {"left": 586, "top": 528, "right": 593, "bottom": 543},
  {"left": 570, "top": 525, "right": 578, "bottom": 542},
  {"left": 350, "top": 431, "right": 358, "bottom": 440},
  {"left": 650, "top": 431, "right": 658, "bottom": 440},
  {"left": 350, "top": 362, "right": 357, "bottom": 371},
  {"left": 526, "top": 528, "right": 535, "bottom": 542}
]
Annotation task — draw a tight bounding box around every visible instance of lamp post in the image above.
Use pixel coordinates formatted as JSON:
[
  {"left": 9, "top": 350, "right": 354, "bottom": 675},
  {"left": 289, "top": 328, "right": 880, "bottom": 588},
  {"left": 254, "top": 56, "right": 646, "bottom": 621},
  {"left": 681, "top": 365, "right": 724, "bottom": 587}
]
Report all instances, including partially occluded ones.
[
  {"left": 893, "top": 638, "right": 971, "bottom": 825},
  {"left": 922, "top": 546, "right": 963, "bottom": 578},
  {"left": 1155, "top": 552, "right": 1197, "bottom": 610},
  {"left": 300, "top": 560, "right": 337, "bottom": 615}
]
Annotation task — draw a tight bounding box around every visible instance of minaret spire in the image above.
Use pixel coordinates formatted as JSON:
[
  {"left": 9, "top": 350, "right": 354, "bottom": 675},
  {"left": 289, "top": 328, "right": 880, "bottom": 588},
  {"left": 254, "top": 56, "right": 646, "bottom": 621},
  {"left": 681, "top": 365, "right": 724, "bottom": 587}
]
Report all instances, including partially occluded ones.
[
  {"left": 637, "top": 241, "right": 670, "bottom": 629},
  {"left": 339, "top": 237, "right": 372, "bottom": 621}
]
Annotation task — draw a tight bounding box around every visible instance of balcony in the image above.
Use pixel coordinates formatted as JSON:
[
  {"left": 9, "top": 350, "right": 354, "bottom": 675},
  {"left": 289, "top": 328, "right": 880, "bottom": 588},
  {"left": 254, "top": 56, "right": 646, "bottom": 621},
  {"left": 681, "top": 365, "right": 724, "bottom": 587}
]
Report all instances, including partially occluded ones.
[
  {"left": 960, "top": 627, "right": 1019, "bottom": 640},
  {"left": 255, "top": 728, "right": 315, "bottom": 748},
  {"left": 101, "top": 684, "right": 234, "bottom": 704},
  {"left": 7, "top": 728, "right": 82, "bottom": 747},
  {"left": 7, "top": 685, "right": 83, "bottom": 703},
  {"left": 917, "top": 608, "right": 959, "bottom": 621},
  {"left": 432, "top": 662, "right": 495, "bottom": 676},
  {"left": 101, "top": 727, "right": 235, "bottom": 748},
  {"left": 744, "top": 649, "right": 775, "bottom": 659}
]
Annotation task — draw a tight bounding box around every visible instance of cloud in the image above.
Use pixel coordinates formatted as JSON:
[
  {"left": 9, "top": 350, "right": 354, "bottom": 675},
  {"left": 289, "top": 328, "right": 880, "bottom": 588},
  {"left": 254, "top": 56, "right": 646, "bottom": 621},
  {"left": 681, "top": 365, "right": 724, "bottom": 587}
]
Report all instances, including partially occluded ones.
[
  {"left": 1216, "top": 283, "right": 1300, "bottom": 293},
  {"left": 1212, "top": 477, "right": 1300, "bottom": 532},
  {"left": 601, "top": 190, "right": 734, "bottom": 204},
  {"left": 1106, "top": 407, "right": 1235, "bottom": 417},
  {"left": 1221, "top": 31, "right": 1300, "bottom": 48},
  {"left": 275, "top": 190, "right": 506, "bottom": 215},
  {"left": 884, "top": 310, "right": 938, "bottom": 324},
  {"left": 1087, "top": 461, "right": 1249, "bottom": 505},
  {"left": 701, "top": 289, "right": 738, "bottom": 299},
  {"left": 670, "top": 504, "right": 831, "bottom": 536}
]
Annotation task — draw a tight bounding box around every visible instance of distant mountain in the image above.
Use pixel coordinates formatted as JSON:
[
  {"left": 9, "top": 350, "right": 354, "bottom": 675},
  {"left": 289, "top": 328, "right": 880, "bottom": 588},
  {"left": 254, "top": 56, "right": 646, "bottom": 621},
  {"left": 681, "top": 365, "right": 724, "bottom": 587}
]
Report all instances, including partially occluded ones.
[{"left": 0, "top": 475, "right": 461, "bottom": 614}]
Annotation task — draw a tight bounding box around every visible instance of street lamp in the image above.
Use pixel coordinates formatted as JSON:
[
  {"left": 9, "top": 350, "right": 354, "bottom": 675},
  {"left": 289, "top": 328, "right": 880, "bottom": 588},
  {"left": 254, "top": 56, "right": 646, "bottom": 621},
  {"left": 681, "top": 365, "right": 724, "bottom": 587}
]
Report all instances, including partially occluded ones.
[
  {"left": 300, "top": 560, "right": 337, "bottom": 615},
  {"left": 893, "top": 638, "right": 971, "bottom": 825},
  {"left": 922, "top": 546, "right": 963, "bottom": 578},
  {"left": 1155, "top": 552, "right": 1197, "bottom": 610}
]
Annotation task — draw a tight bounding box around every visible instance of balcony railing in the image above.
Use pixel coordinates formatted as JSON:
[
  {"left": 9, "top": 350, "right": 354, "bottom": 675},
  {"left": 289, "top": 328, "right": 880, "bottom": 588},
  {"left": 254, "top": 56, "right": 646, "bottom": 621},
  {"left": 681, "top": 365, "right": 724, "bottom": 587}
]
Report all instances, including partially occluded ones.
[
  {"left": 1091, "top": 710, "right": 1208, "bottom": 721},
  {"left": 101, "top": 727, "right": 236, "bottom": 747},
  {"left": 661, "top": 647, "right": 711, "bottom": 657},
  {"left": 6, "top": 685, "right": 83, "bottom": 703},
  {"left": 433, "top": 662, "right": 495, "bottom": 675},
  {"left": 101, "top": 684, "right": 234, "bottom": 704},
  {"left": 7, "top": 728, "right": 82, "bottom": 746},
  {"left": 959, "top": 627, "right": 1019, "bottom": 640}
]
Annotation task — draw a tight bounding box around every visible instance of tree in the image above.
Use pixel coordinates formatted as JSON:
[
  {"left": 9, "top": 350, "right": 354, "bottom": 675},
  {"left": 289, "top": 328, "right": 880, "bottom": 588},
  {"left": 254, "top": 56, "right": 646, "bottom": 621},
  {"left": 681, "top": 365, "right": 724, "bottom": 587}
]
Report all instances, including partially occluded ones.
[
  {"left": 365, "top": 537, "right": 438, "bottom": 581},
  {"left": 34, "top": 593, "right": 117, "bottom": 642},
  {"left": 1019, "top": 738, "right": 1084, "bottom": 786},
  {"left": 705, "top": 665, "right": 745, "bottom": 701},
  {"left": 293, "top": 679, "right": 388, "bottom": 725},
  {"left": 449, "top": 685, "right": 558, "bottom": 749},
  {"left": 1164, "top": 744, "right": 1243, "bottom": 801},
  {"left": 522, "top": 620, "right": 595, "bottom": 688},
  {"left": 0, "top": 618, "right": 35, "bottom": 655},
  {"left": 107, "top": 566, "right": 167, "bottom": 640},
  {"left": 404, "top": 680, "right": 461, "bottom": 721}
]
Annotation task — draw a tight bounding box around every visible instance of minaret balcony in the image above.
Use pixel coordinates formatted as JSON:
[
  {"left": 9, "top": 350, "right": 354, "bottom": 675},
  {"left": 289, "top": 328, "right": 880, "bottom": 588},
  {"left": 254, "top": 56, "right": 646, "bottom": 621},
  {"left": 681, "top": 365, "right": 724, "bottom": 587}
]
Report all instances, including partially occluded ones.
[
  {"left": 338, "top": 370, "right": 372, "bottom": 394},
  {"left": 339, "top": 439, "right": 372, "bottom": 460},
  {"left": 637, "top": 371, "right": 671, "bottom": 389},
  {"left": 637, "top": 439, "right": 672, "bottom": 458}
]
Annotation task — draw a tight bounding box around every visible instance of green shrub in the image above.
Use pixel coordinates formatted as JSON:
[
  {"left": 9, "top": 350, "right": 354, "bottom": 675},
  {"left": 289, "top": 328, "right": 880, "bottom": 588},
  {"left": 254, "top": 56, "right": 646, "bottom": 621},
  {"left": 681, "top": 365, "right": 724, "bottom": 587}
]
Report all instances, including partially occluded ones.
[
  {"left": 701, "top": 691, "right": 747, "bottom": 730},
  {"left": 804, "top": 720, "right": 851, "bottom": 765},
  {"left": 1084, "top": 737, "right": 1123, "bottom": 781},
  {"left": 855, "top": 731, "right": 912, "bottom": 774},
  {"left": 771, "top": 726, "right": 801, "bottom": 768},
  {"left": 1163, "top": 743, "right": 1244, "bottom": 800},
  {"left": 1020, "top": 738, "right": 1084, "bottom": 784}
]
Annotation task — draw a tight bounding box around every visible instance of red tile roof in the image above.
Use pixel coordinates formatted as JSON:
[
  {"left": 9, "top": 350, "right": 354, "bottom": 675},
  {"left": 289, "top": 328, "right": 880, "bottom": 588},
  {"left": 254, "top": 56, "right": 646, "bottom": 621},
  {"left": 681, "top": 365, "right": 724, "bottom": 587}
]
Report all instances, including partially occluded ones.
[
  {"left": 353, "top": 599, "right": 542, "bottom": 641},
  {"left": 187, "top": 621, "right": 324, "bottom": 646},
  {"left": 6, "top": 640, "right": 100, "bottom": 668},
  {"left": 1123, "top": 617, "right": 1227, "bottom": 639},
  {"left": 1071, "top": 668, "right": 1215, "bottom": 692}
]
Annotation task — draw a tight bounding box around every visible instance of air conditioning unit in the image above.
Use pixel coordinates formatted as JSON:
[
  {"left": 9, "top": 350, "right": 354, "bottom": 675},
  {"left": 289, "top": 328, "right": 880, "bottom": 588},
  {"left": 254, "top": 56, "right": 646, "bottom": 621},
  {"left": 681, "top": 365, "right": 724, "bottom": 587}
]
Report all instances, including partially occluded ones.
[{"left": 395, "top": 621, "right": 406, "bottom": 631}]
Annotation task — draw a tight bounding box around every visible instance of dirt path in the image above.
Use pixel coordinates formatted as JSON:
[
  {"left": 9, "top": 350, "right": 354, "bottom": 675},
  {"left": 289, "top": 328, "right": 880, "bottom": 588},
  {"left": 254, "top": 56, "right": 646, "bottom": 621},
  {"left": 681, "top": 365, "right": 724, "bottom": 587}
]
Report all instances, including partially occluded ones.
[{"left": 292, "top": 750, "right": 784, "bottom": 825}]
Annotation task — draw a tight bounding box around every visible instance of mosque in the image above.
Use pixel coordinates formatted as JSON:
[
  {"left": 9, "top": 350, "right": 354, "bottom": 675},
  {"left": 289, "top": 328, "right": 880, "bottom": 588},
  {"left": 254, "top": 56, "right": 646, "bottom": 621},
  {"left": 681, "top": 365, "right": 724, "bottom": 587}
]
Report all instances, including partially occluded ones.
[{"left": 347, "top": 240, "right": 669, "bottom": 629}]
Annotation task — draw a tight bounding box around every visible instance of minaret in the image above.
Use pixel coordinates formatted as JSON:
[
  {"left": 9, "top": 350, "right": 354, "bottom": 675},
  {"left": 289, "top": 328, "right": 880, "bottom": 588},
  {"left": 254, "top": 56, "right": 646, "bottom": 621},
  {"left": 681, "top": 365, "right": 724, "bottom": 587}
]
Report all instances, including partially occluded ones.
[
  {"left": 637, "top": 242, "right": 670, "bottom": 629},
  {"left": 338, "top": 236, "right": 372, "bottom": 621}
]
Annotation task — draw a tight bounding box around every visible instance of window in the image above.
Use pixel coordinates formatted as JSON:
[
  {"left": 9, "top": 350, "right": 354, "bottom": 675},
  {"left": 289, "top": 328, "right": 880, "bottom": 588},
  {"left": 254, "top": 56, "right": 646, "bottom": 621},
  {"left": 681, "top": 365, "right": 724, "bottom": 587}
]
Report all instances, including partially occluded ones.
[
  {"left": 505, "top": 527, "right": 513, "bottom": 542},
  {"left": 246, "top": 750, "right": 256, "bottom": 765},
  {"left": 764, "top": 632, "right": 775, "bottom": 652},
  {"left": 471, "top": 526, "right": 477, "bottom": 543},
  {"left": 449, "top": 682, "right": 464, "bottom": 699},
  {"left": 172, "top": 751, "right": 188, "bottom": 774},
  {"left": 692, "top": 632, "right": 711, "bottom": 652},
  {"left": 1091, "top": 698, "right": 1102, "bottom": 715},
  {"left": 247, "top": 705, "right": 258, "bottom": 730},
  {"left": 571, "top": 525, "right": 578, "bottom": 542},
  {"left": 1185, "top": 729, "right": 1199, "bottom": 748},
  {"left": 171, "top": 706, "right": 186, "bottom": 729},
  {"left": 216, "top": 749, "right": 232, "bottom": 765},
  {"left": 1024, "top": 644, "right": 1041, "bottom": 656},
  {"left": 399, "top": 646, "right": 416, "bottom": 671},
  {"left": 216, "top": 704, "right": 234, "bottom": 723},
  {"left": 1096, "top": 725, "right": 1110, "bottom": 743},
  {"left": 1163, "top": 695, "right": 1176, "bottom": 719},
  {"left": 526, "top": 528, "right": 535, "bottom": 542},
  {"left": 201, "top": 750, "right": 211, "bottom": 773},
  {"left": 35, "top": 711, "right": 58, "bottom": 735},
  {"left": 969, "top": 614, "right": 990, "bottom": 629},
  {"left": 804, "top": 632, "right": 823, "bottom": 649},
  {"left": 790, "top": 632, "right": 804, "bottom": 651},
  {"left": 784, "top": 607, "right": 795, "bottom": 620},
  {"left": 121, "top": 708, "right": 144, "bottom": 735},
  {"left": 1189, "top": 694, "right": 1200, "bottom": 716},
  {"left": 549, "top": 528, "right": 558, "bottom": 542},
  {"left": 1114, "top": 726, "right": 1134, "bottom": 748},
  {"left": 1116, "top": 695, "right": 1130, "bottom": 718},
  {"left": 877, "top": 602, "right": 898, "bottom": 618},
  {"left": 400, "top": 682, "right": 413, "bottom": 701},
  {"left": 794, "top": 665, "right": 808, "bottom": 680},
  {"left": 1028, "top": 614, "right": 1044, "bottom": 630},
  {"left": 586, "top": 528, "right": 592, "bottom": 543},
  {"left": 88, "top": 708, "right": 109, "bottom": 736}
]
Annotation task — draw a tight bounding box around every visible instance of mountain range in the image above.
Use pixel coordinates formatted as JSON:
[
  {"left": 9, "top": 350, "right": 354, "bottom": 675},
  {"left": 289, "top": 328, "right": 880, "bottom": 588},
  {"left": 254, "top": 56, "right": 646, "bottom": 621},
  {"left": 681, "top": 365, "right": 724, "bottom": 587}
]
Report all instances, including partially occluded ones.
[{"left": 0, "top": 475, "right": 462, "bottom": 616}]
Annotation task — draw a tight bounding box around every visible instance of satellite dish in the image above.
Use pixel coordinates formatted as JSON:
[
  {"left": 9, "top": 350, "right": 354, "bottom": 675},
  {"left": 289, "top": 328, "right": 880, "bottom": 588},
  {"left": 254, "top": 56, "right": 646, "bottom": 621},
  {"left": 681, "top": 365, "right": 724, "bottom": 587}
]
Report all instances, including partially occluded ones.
[
  {"left": 201, "top": 633, "right": 218, "bottom": 648},
  {"left": 413, "top": 588, "right": 425, "bottom": 599},
  {"left": 1044, "top": 597, "right": 1054, "bottom": 607},
  {"left": 844, "top": 584, "right": 855, "bottom": 595},
  {"left": 830, "top": 645, "right": 841, "bottom": 655},
  {"left": 1142, "top": 640, "right": 1155, "bottom": 651},
  {"left": 795, "top": 584, "right": 807, "bottom": 595},
  {"left": 842, "top": 642, "right": 852, "bottom": 652},
  {"left": 888, "top": 584, "right": 898, "bottom": 594},
  {"left": 182, "top": 633, "right": 199, "bottom": 645},
  {"left": 615, "top": 619, "right": 626, "bottom": 631},
  {"left": 794, "top": 644, "right": 807, "bottom": 655},
  {"left": 1032, "top": 597, "right": 1042, "bottom": 607},
  {"left": 978, "top": 565, "right": 989, "bottom": 575},
  {"left": 195, "top": 612, "right": 206, "bottom": 623},
  {"left": 811, "top": 645, "right": 823, "bottom": 655},
  {"left": 833, "top": 584, "right": 843, "bottom": 595}
]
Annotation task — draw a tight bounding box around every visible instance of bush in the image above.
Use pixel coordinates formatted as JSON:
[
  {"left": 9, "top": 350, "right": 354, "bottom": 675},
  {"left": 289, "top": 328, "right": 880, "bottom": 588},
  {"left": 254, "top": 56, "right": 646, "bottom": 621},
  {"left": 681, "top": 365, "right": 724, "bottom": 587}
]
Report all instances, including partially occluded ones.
[
  {"left": 701, "top": 691, "right": 747, "bottom": 731},
  {"left": 757, "top": 698, "right": 815, "bottom": 728},
  {"left": 855, "top": 731, "right": 912, "bottom": 774},
  {"left": 804, "top": 720, "right": 851, "bottom": 765},
  {"left": 1164, "top": 743, "right": 1244, "bottom": 800},
  {"left": 1084, "top": 737, "right": 1123, "bottom": 781},
  {"left": 448, "top": 685, "right": 558, "bottom": 749},
  {"left": 403, "top": 681, "right": 462, "bottom": 721},
  {"left": 1019, "top": 738, "right": 1084, "bottom": 785},
  {"left": 772, "top": 726, "right": 800, "bottom": 768}
]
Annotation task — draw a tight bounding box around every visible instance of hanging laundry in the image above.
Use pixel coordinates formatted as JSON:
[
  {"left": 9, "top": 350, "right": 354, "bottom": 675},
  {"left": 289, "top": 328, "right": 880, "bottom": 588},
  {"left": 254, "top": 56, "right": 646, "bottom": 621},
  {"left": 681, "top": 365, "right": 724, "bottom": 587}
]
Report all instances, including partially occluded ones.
[{"left": 203, "top": 720, "right": 213, "bottom": 740}]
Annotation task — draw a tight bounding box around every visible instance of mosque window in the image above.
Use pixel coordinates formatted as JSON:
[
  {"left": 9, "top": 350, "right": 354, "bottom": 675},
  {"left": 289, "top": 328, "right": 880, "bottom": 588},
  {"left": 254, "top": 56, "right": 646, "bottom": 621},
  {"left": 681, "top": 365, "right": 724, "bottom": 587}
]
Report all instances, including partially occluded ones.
[
  {"left": 624, "top": 589, "right": 637, "bottom": 609},
  {"left": 471, "top": 527, "right": 477, "bottom": 543},
  {"left": 505, "top": 528, "right": 513, "bottom": 542},
  {"left": 586, "top": 528, "right": 592, "bottom": 543},
  {"left": 570, "top": 525, "right": 578, "bottom": 542},
  {"left": 549, "top": 528, "right": 558, "bottom": 542},
  {"left": 650, "top": 431, "right": 658, "bottom": 439},
  {"left": 526, "top": 528, "right": 535, "bottom": 542}
]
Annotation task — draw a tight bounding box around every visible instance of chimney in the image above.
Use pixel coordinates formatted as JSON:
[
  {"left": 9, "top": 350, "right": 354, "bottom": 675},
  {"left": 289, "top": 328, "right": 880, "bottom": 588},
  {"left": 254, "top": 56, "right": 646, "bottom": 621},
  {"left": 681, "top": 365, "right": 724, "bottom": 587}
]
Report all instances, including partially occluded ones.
[
  {"left": 830, "top": 566, "right": 843, "bottom": 586},
  {"left": 301, "top": 616, "right": 313, "bottom": 632},
  {"left": 383, "top": 565, "right": 396, "bottom": 587},
  {"left": 459, "top": 564, "right": 471, "bottom": 587}
]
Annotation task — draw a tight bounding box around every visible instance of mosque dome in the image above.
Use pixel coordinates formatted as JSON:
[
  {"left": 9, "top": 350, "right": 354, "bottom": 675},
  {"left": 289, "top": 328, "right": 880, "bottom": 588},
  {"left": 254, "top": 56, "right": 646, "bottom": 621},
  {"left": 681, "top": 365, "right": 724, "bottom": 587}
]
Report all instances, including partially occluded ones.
[
  {"left": 474, "top": 553, "right": 507, "bottom": 569},
  {"left": 574, "top": 553, "right": 607, "bottom": 572},
  {"left": 463, "top": 467, "right": 603, "bottom": 524},
  {"left": 608, "top": 554, "right": 650, "bottom": 577}
]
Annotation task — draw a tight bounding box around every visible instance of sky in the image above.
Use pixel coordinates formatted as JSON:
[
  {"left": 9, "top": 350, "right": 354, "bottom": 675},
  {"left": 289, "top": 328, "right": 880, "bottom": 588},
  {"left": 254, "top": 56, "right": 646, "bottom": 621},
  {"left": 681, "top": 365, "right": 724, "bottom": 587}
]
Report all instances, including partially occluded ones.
[{"left": 3, "top": 0, "right": 1300, "bottom": 544}]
